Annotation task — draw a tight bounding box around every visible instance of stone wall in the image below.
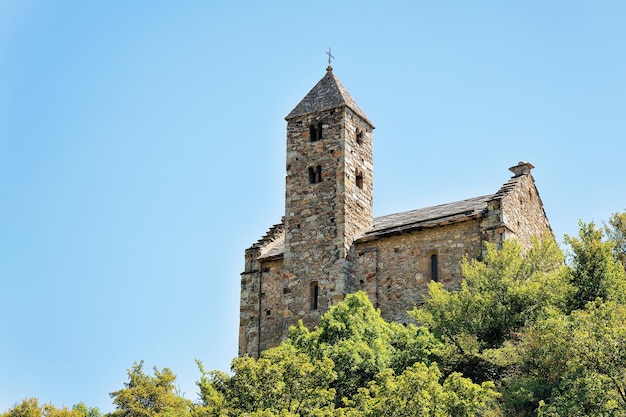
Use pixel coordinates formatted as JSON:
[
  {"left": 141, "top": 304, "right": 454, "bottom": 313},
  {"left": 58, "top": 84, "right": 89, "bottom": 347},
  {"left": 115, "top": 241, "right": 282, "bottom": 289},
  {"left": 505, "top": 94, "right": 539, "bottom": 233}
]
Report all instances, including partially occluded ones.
[
  {"left": 500, "top": 172, "right": 552, "bottom": 247},
  {"left": 352, "top": 219, "right": 483, "bottom": 323},
  {"left": 282, "top": 106, "right": 374, "bottom": 328}
]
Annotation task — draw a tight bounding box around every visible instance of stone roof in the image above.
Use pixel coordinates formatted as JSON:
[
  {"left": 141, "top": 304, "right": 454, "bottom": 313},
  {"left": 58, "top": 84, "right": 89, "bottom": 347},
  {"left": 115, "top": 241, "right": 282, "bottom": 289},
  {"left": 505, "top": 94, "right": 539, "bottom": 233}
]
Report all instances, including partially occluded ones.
[
  {"left": 355, "top": 195, "right": 493, "bottom": 242},
  {"left": 257, "top": 195, "right": 493, "bottom": 260},
  {"left": 258, "top": 235, "right": 285, "bottom": 260},
  {"left": 285, "top": 66, "right": 374, "bottom": 127}
]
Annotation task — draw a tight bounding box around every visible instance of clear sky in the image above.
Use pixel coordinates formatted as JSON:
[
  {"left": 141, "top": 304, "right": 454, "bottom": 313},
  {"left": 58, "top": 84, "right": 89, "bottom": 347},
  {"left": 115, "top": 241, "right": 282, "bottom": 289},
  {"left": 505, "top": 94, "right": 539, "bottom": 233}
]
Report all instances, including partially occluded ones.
[{"left": 1, "top": 0, "right": 625, "bottom": 413}]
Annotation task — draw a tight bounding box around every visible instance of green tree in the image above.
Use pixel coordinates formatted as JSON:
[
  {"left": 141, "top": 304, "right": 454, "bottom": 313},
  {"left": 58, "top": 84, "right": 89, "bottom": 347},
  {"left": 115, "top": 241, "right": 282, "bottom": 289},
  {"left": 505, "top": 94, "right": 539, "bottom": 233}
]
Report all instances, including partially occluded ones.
[
  {"left": 1, "top": 400, "right": 100, "bottom": 417},
  {"left": 564, "top": 221, "right": 626, "bottom": 310},
  {"left": 69, "top": 404, "right": 101, "bottom": 417},
  {"left": 605, "top": 210, "right": 626, "bottom": 271},
  {"left": 195, "top": 343, "right": 336, "bottom": 417},
  {"left": 288, "top": 291, "right": 441, "bottom": 407},
  {"left": 195, "top": 292, "right": 495, "bottom": 416},
  {"left": 535, "top": 301, "right": 626, "bottom": 416},
  {"left": 350, "top": 363, "right": 499, "bottom": 417},
  {"left": 107, "top": 361, "right": 192, "bottom": 417},
  {"left": 412, "top": 236, "right": 569, "bottom": 382},
  {"left": 1, "top": 398, "right": 43, "bottom": 417}
]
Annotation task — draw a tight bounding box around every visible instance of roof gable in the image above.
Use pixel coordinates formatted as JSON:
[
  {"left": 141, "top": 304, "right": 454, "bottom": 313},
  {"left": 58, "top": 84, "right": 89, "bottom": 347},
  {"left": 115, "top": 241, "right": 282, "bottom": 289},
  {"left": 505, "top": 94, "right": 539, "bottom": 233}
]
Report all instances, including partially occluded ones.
[{"left": 285, "top": 67, "right": 373, "bottom": 127}]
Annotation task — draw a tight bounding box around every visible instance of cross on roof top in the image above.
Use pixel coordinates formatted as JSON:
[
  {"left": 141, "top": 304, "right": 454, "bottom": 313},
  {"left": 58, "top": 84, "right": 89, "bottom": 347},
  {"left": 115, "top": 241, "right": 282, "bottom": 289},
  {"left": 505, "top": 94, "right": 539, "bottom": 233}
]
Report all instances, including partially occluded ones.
[{"left": 326, "top": 47, "right": 334, "bottom": 67}]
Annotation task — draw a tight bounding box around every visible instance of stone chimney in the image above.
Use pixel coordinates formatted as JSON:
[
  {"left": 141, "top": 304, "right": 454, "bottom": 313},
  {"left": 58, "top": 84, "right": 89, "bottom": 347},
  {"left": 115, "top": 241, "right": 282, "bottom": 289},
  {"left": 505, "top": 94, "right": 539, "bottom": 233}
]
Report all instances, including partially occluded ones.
[{"left": 509, "top": 161, "right": 535, "bottom": 177}]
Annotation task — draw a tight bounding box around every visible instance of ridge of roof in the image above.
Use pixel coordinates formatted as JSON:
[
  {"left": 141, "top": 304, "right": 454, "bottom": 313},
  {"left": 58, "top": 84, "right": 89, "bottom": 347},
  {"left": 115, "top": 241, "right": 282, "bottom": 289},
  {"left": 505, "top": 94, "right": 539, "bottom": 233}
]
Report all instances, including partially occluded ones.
[
  {"left": 358, "top": 194, "right": 494, "bottom": 240},
  {"left": 256, "top": 194, "right": 498, "bottom": 260},
  {"left": 285, "top": 67, "right": 373, "bottom": 127}
]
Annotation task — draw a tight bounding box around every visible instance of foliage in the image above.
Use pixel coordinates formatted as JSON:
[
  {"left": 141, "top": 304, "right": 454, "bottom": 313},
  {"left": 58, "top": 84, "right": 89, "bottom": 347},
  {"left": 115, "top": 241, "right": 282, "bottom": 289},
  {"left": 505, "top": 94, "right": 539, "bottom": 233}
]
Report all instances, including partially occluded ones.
[
  {"left": 605, "top": 210, "right": 626, "bottom": 271},
  {"left": 350, "top": 363, "right": 500, "bottom": 417},
  {"left": 1, "top": 398, "right": 42, "bottom": 417},
  {"left": 1, "top": 399, "right": 101, "bottom": 417},
  {"left": 534, "top": 301, "right": 626, "bottom": 416},
  {"left": 107, "top": 361, "right": 192, "bottom": 417},
  {"left": 288, "top": 291, "right": 442, "bottom": 406},
  {"left": 195, "top": 343, "right": 336, "bottom": 416},
  {"left": 564, "top": 220, "right": 626, "bottom": 310},
  {"left": 194, "top": 292, "right": 497, "bottom": 416},
  {"left": 411, "top": 236, "right": 569, "bottom": 382}
]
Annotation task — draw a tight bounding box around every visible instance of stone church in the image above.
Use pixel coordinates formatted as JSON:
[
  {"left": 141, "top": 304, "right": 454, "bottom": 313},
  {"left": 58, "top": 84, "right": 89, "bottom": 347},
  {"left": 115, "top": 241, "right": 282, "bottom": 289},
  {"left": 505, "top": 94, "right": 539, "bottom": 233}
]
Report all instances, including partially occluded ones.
[{"left": 239, "top": 65, "right": 551, "bottom": 357}]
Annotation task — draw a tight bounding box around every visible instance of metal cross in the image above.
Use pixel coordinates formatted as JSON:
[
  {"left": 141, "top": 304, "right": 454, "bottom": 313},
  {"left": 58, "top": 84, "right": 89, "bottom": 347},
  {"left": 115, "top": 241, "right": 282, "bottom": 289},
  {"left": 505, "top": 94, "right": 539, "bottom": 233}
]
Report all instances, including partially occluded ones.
[{"left": 326, "top": 47, "right": 334, "bottom": 66}]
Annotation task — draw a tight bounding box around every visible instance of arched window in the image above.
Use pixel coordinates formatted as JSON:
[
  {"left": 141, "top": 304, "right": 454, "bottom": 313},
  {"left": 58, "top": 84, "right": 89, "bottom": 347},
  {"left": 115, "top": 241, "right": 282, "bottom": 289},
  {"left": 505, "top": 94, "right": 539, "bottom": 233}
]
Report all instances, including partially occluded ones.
[
  {"left": 430, "top": 254, "right": 439, "bottom": 282},
  {"left": 310, "top": 281, "right": 319, "bottom": 310}
]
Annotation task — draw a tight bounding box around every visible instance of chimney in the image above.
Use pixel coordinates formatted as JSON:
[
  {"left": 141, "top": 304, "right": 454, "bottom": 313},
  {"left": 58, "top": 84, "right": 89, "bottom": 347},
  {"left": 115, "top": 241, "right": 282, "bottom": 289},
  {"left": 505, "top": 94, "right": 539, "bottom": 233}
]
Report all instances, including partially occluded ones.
[{"left": 509, "top": 161, "right": 535, "bottom": 177}]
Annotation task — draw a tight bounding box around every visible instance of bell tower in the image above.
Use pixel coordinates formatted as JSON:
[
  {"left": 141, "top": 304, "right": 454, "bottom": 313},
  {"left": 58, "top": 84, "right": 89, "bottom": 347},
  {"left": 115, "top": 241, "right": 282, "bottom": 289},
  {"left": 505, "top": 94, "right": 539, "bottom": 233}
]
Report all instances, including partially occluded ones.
[{"left": 283, "top": 65, "right": 375, "bottom": 326}]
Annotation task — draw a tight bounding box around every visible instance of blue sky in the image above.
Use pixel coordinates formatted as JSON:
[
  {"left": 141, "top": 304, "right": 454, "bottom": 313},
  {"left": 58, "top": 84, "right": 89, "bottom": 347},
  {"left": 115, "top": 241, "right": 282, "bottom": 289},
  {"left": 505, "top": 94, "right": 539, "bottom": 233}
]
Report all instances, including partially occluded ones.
[{"left": 1, "top": 0, "right": 625, "bottom": 412}]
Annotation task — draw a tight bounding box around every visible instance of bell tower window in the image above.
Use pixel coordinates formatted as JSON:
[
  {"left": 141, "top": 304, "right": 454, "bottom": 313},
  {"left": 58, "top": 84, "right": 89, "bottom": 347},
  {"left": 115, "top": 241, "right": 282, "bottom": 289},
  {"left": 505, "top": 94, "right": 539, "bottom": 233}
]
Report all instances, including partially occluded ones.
[
  {"left": 356, "top": 129, "right": 363, "bottom": 145},
  {"left": 308, "top": 165, "right": 322, "bottom": 184},
  {"left": 356, "top": 171, "right": 364, "bottom": 189},
  {"left": 309, "top": 122, "right": 323, "bottom": 142}
]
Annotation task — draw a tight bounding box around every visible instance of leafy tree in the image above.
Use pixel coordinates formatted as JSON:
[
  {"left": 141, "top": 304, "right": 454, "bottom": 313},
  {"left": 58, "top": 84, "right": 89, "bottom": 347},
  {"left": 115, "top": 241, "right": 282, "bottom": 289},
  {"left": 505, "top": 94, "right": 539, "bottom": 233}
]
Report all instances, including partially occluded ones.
[
  {"left": 288, "top": 291, "right": 441, "bottom": 407},
  {"left": 194, "top": 292, "right": 497, "bottom": 416},
  {"left": 193, "top": 361, "right": 229, "bottom": 417},
  {"left": 605, "top": 210, "right": 626, "bottom": 271},
  {"left": 68, "top": 404, "right": 101, "bottom": 417},
  {"left": 531, "top": 301, "right": 626, "bottom": 416},
  {"left": 350, "top": 363, "right": 500, "bottom": 417},
  {"left": 564, "top": 220, "right": 626, "bottom": 310},
  {"left": 1, "top": 399, "right": 101, "bottom": 417},
  {"left": 412, "top": 236, "right": 569, "bottom": 382},
  {"left": 195, "top": 343, "right": 336, "bottom": 417},
  {"left": 1, "top": 398, "right": 43, "bottom": 417},
  {"left": 107, "top": 361, "right": 192, "bottom": 417}
]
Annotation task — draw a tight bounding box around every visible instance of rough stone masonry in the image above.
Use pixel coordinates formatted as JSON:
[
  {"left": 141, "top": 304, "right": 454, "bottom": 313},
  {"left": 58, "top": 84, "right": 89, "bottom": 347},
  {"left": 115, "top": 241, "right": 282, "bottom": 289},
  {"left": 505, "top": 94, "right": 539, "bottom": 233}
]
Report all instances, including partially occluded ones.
[{"left": 239, "top": 66, "right": 551, "bottom": 358}]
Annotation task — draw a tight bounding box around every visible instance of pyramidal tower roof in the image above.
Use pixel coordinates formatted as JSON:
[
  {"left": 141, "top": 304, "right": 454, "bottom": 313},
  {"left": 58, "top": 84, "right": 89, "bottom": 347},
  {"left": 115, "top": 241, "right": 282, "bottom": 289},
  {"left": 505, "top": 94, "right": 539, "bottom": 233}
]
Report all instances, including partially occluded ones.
[{"left": 285, "top": 66, "right": 374, "bottom": 127}]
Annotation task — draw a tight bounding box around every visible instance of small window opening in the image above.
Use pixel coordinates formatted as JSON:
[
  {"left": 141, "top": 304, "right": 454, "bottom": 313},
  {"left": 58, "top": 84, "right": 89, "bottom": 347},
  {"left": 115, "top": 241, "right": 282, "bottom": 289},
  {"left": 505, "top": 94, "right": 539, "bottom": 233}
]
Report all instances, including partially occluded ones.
[
  {"left": 308, "top": 165, "right": 322, "bottom": 184},
  {"left": 356, "top": 171, "right": 364, "bottom": 189},
  {"left": 309, "top": 123, "right": 323, "bottom": 142},
  {"left": 430, "top": 254, "right": 438, "bottom": 282},
  {"left": 310, "top": 281, "right": 319, "bottom": 310},
  {"left": 356, "top": 129, "right": 363, "bottom": 145}
]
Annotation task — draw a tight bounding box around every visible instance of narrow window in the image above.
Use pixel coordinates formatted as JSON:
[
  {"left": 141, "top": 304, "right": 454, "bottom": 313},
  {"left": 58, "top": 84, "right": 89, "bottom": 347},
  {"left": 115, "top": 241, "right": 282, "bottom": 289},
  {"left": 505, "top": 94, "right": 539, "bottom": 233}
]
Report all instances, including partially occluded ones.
[
  {"left": 356, "top": 129, "right": 363, "bottom": 145},
  {"left": 356, "top": 171, "right": 364, "bottom": 189},
  {"left": 309, "top": 124, "right": 317, "bottom": 141},
  {"left": 309, "top": 123, "right": 323, "bottom": 142},
  {"left": 430, "top": 254, "right": 438, "bottom": 282},
  {"left": 308, "top": 165, "right": 322, "bottom": 184},
  {"left": 310, "top": 281, "right": 319, "bottom": 310}
]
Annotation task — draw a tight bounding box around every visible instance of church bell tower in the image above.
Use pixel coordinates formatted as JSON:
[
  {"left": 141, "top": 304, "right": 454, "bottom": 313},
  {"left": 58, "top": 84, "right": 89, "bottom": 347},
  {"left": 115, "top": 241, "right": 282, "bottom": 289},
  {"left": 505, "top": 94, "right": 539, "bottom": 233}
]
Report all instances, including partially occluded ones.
[{"left": 283, "top": 64, "right": 375, "bottom": 326}]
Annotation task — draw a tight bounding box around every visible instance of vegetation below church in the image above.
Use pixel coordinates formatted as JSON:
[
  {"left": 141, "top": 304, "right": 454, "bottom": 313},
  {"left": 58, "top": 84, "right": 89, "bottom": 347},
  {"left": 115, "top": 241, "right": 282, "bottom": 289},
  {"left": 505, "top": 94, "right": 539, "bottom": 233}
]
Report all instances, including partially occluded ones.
[{"left": 3, "top": 212, "right": 626, "bottom": 417}]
